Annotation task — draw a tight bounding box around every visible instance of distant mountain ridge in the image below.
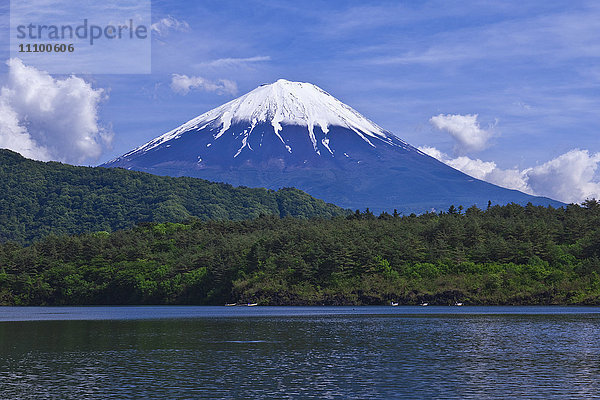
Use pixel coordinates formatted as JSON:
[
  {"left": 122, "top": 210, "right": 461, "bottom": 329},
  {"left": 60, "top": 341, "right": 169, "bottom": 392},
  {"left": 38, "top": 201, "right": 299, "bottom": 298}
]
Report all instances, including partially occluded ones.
[
  {"left": 0, "top": 149, "right": 347, "bottom": 243},
  {"left": 102, "top": 79, "right": 563, "bottom": 212}
]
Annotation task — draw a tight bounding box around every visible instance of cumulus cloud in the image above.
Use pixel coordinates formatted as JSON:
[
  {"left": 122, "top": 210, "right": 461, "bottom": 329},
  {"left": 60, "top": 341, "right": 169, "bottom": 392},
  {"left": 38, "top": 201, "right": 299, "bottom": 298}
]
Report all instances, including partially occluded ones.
[
  {"left": 419, "top": 146, "right": 600, "bottom": 203},
  {"left": 526, "top": 150, "right": 600, "bottom": 204},
  {"left": 170, "top": 74, "right": 237, "bottom": 96},
  {"left": 430, "top": 113, "right": 494, "bottom": 154},
  {"left": 0, "top": 58, "right": 111, "bottom": 163},
  {"left": 151, "top": 16, "right": 190, "bottom": 36}
]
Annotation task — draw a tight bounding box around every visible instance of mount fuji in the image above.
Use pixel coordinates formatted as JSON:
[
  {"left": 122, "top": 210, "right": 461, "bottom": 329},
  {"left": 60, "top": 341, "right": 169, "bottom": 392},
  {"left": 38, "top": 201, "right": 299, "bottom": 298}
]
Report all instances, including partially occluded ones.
[{"left": 102, "top": 79, "right": 562, "bottom": 212}]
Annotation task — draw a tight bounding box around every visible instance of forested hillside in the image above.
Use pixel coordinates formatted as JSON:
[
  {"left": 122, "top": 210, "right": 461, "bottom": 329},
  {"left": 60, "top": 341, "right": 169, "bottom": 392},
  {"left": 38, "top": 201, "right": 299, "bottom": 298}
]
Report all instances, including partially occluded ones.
[
  {"left": 1, "top": 201, "right": 599, "bottom": 306},
  {"left": 0, "top": 149, "right": 348, "bottom": 243}
]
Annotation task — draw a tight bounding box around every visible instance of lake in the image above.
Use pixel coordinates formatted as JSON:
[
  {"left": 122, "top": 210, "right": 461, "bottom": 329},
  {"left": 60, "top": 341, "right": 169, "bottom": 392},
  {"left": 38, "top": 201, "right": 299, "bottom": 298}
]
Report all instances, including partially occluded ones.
[{"left": 1, "top": 306, "right": 599, "bottom": 399}]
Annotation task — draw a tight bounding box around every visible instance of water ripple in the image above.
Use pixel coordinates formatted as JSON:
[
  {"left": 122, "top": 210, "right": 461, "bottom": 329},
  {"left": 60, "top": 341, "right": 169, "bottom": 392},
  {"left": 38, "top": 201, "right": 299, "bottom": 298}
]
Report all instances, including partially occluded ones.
[{"left": 0, "top": 311, "right": 599, "bottom": 399}]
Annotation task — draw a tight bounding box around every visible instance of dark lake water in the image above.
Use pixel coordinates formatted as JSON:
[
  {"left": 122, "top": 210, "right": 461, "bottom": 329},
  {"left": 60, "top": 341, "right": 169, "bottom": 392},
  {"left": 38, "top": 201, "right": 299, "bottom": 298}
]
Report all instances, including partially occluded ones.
[{"left": 1, "top": 306, "right": 599, "bottom": 399}]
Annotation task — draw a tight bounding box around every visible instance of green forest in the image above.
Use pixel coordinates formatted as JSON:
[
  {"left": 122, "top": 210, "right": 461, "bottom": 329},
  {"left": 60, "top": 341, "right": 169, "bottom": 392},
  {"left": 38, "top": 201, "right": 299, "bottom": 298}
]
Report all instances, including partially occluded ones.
[
  {"left": 1, "top": 200, "right": 599, "bottom": 306},
  {"left": 0, "top": 149, "right": 347, "bottom": 244}
]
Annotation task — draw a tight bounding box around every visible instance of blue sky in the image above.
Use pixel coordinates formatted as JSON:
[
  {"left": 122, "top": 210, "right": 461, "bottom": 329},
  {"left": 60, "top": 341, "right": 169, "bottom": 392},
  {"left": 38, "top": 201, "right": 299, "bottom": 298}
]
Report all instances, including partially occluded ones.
[{"left": 1, "top": 0, "right": 599, "bottom": 202}]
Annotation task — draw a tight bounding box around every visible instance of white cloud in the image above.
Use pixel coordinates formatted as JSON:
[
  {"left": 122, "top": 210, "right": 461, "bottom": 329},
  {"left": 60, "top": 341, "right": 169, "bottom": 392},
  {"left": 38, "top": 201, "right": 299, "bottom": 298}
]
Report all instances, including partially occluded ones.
[
  {"left": 170, "top": 74, "right": 238, "bottom": 96},
  {"left": 0, "top": 58, "right": 111, "bottom": 164},
  {"left": 151, "top": 16, "right": 190, "bottom": 36},
  {"left": 0, "top": 95, "right": 51, "bottom": 160},
  {"left": 196, "top": 56, "right": 271, "bottom": 68},
  {"left": 526, "top": 150, "right": 600, "bottom": 204},
  {"left": 430, "top": 113, "right": 493, "bottom": 154},
  {"left": 417, "top": 146, "right": 445, "bottom": 162},
  {"left": 419, "top": 146, "right": 600, "bottom": 203}
]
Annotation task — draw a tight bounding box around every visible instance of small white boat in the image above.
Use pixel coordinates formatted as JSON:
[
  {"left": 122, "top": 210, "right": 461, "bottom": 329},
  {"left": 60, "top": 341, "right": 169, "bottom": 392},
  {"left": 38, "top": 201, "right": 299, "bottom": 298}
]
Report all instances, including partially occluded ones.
[
  {"left": 420, "top": 302, "right": 429, "bottom": 306},
  {"left": 455, "top": 302, "right": 463, "bottom": 306},
  {"left": 247, "top": 303, "right": 258, "bottom": 306},
  {"left": 225, "top": 303, "right": 236, "bottom": 306},
  {"left": 390, "top": 301, "right": 399, "bottom": 306}
]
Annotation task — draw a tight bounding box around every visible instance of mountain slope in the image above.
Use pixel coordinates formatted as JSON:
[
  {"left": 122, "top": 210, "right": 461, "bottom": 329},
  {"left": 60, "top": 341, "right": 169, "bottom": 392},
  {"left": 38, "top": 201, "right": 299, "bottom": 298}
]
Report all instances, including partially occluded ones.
[
  {"left": 103, "top": 79, "right": 563, "bottom": 212},
  {"left": 0, "top": 149, "right": 348, "bottom": 243}
]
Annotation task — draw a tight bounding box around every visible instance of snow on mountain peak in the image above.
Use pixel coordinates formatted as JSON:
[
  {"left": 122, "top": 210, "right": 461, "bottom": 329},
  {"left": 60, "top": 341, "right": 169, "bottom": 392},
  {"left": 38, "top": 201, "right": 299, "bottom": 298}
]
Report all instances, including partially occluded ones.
[
  {"left": 212, "top": 79, "right": 387, "bottom": 140},
  {"left": 124, "top": 79, "right": 401, "bottom": 157}
]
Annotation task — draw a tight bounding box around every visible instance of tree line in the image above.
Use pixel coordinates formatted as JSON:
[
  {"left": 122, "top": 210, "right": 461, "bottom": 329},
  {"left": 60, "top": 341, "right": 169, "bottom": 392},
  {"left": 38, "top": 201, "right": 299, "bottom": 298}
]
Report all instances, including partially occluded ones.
[
  {"left": 1, "top": 200, "right": 599, "bottom": 306},
  {"left": 0, "top": 149, "right": 347, "bottom": 244}
]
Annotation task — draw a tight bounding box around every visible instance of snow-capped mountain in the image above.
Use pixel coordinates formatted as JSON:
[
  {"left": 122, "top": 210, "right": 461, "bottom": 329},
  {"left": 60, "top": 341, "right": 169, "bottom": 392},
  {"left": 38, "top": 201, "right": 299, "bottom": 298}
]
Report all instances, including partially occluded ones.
[
  {"left": 126, "top": 79, "right": 401, "bottom": 156},
  {"left": 103, "top": 79, "right": 561, "bottom": 212}
]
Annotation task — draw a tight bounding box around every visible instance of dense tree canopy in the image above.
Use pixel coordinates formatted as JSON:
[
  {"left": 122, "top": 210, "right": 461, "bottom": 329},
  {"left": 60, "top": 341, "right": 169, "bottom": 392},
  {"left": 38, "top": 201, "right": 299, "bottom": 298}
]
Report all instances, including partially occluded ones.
[
  {"left": 0, "top": 149, "right": 347, "bottom": 243},
  {"left": 1, "top": 201, "right": 599, "bottom": 306}
]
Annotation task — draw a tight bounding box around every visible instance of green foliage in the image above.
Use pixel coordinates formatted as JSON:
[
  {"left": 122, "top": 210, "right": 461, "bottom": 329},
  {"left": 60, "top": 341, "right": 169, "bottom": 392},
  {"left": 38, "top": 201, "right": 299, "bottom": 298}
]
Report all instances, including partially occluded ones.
[
  {"left": 1, "top": 200, "right": 600, "bottom": 305},
  {"left": 0, "top": 149, "right": 348, "bottom": 244}
]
